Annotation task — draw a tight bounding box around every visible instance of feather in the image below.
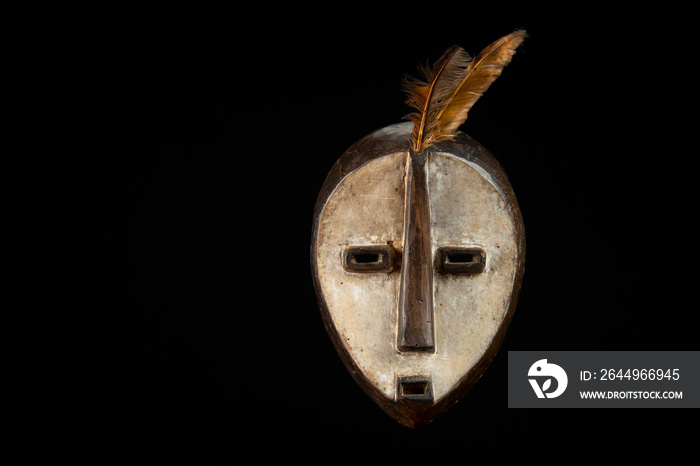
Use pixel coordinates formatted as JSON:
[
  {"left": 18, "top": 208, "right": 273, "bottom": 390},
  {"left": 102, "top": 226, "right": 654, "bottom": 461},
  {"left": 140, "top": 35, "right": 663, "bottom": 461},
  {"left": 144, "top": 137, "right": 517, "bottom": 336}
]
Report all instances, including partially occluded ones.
[
  {"left": 403, "top": 46, "right": 472, "bottom": 152},
  {"left": 404, "top": 30, "right": 526, "bottom": 152}
]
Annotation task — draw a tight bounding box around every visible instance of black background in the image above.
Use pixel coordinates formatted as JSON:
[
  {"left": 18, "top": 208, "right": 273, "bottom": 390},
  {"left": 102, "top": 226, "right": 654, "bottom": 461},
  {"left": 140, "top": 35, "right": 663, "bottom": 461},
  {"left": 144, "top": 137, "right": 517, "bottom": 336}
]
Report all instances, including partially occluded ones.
[{"left": 3, "top": 3, "right": 697, "bottom": 463}]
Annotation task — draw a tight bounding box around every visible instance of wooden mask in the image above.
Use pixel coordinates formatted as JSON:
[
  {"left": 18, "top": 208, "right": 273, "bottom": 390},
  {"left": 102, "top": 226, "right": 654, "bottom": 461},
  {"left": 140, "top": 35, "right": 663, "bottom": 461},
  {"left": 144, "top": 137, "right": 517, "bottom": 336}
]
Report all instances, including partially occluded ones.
[{"left": 311, "top": 32, "right": 526, "bottom": 428}]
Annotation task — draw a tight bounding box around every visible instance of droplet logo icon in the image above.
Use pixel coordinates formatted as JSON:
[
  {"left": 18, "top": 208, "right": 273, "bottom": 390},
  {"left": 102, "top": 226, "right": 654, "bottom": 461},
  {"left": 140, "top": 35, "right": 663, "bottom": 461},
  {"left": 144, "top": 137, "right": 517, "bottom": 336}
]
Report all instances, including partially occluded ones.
[{"left": 528, "top": 359, "right": 568, "bottom": 398}]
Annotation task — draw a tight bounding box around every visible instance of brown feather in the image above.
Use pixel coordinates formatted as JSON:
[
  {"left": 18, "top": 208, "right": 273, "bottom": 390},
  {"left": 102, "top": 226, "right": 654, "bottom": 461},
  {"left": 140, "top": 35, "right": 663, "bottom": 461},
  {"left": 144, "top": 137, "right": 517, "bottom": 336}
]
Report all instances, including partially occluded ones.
[
  {"left": 403, "top": 46, "right": 471, "bottom": 152},
  {"left": 403, "top": 30, "right": 526, "bottom": 152}
]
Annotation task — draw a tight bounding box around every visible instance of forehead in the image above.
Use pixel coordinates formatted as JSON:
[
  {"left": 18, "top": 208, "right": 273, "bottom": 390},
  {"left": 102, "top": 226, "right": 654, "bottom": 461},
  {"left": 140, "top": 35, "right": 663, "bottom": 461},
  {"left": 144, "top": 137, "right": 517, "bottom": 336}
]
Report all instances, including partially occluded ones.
[
  {"left": 318, "top": 151, "right": 407, "bottom": 246},
  {"left": 318, "top": 150, "right": 513, "bottom": 246},
  {"left": 315, "top": 150, "right": 519, "bottom": 401}
]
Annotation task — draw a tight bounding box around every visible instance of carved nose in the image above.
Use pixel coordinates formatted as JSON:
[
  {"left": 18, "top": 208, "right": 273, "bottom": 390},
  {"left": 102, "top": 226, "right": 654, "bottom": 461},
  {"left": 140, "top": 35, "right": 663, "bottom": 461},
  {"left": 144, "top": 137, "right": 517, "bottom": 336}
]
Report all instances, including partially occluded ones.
[{"left": 397, "top": 152, "right": 435, "bottom": 352}]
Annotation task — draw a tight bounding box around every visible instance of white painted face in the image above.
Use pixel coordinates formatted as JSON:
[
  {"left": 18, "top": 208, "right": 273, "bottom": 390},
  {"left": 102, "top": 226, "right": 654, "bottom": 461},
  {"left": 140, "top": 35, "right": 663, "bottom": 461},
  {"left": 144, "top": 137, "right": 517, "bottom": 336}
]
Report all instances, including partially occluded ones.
[{"left": 315, "top": 144, "right": 520, "bottom": 405}]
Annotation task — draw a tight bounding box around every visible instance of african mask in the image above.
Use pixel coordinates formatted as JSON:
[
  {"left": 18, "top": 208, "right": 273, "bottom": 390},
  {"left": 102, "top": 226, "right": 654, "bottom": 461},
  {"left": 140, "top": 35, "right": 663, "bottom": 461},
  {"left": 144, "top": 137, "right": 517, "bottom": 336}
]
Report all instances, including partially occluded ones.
[{"left": 311, "top": 31, "right": 526, "bottom": 428}]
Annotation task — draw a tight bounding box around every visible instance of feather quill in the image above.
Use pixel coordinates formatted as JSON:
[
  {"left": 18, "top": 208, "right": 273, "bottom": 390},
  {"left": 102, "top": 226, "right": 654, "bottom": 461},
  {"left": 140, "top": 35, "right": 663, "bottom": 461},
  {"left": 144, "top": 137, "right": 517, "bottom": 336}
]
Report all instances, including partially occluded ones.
[{"left": 404, "top": 30, "right": 526, "bottom": 152}]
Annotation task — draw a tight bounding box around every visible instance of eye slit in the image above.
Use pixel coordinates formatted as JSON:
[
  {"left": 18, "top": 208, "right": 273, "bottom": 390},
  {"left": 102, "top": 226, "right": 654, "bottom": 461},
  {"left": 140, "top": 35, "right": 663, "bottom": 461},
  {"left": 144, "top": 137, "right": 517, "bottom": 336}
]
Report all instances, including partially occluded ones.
[
  {"left": 343, "top": 245, "right": 399, "bottom": 273},
  {"left": 436, "top": 247, "right": 486, "bottom": 275},
  {"left": 353, "top": 252, "right": 380, "bottom": 263},
  {"left": 445, "top": 252, "right": 476, "bottom": 263}
]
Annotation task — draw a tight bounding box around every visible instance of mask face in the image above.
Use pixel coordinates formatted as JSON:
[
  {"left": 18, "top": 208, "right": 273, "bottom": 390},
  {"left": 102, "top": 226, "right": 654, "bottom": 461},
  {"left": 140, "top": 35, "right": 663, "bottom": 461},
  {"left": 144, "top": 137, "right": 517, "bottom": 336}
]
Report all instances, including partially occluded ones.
[{"left": 311, "top": 123, "right": 525, "bottom": 427}]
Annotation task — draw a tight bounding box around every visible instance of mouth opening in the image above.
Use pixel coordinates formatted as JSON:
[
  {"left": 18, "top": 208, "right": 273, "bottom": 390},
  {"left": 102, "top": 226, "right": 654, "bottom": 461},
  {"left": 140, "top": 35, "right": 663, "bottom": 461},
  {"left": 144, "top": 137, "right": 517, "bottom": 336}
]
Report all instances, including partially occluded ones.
[{"left": 397, "top": 376, "right": 433, "bottom": 402}]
